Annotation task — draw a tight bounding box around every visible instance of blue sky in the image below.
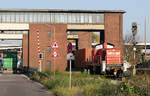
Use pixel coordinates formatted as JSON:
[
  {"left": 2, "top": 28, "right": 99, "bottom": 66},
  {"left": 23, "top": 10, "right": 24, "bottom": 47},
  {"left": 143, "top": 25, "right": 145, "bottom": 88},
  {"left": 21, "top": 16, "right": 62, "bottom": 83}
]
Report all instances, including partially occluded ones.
[{"left": 0, "top": 0, "right": 150, "bottom": 42}]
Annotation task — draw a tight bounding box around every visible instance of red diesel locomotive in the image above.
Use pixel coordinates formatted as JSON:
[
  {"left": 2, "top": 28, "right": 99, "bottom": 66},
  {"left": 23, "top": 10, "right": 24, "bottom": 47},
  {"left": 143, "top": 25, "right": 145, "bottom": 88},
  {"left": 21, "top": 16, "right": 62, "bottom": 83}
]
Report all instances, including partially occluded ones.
[{"left": 75, "top": 42, "right": 128, "bottom": 76}]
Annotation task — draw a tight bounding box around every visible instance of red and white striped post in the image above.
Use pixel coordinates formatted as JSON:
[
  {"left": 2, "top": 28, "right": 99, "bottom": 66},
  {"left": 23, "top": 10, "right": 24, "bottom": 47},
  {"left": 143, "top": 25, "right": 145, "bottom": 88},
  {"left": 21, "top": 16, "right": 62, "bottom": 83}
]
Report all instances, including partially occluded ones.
[{"left": 36, "top": 31, "right": 42, "bottom": 72}]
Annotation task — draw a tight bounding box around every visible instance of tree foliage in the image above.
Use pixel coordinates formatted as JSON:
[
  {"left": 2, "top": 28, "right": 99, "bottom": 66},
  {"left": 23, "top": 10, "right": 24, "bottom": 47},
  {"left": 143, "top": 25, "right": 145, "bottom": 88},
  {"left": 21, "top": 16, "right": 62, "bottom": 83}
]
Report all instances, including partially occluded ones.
[
  {"left": 123, "top": 34, "right": 143, "bottom": 64},
  {"left": 92, "top": 32, "right": 100, "bottom": 43}
]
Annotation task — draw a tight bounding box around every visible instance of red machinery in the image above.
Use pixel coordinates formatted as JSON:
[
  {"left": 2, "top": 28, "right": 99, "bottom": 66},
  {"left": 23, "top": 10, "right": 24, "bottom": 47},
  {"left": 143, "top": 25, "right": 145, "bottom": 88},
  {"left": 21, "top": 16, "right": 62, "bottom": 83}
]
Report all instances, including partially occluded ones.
[
  {"left": 75, "top": 42, "right": 124, "bottom": 76},
  {"left": 90, "top": 42, "right": 123, "bottom": 76}
]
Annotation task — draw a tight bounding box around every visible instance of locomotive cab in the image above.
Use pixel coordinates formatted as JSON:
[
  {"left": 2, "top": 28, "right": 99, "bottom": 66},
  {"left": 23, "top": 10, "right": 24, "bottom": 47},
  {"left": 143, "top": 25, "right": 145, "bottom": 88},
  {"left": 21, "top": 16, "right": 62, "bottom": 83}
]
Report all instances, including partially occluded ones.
[{"left": 92, "top": 42, "right": 123, "bottom": 76}]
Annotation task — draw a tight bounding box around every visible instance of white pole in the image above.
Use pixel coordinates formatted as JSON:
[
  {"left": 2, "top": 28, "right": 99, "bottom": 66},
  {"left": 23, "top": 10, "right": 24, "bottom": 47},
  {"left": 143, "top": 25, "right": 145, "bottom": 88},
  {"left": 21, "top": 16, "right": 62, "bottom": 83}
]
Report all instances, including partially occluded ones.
[
  {"left": 69, "top": 59, "right": 72, "bottom": 89},
  {"left": 133, "top": 47, "right": 136, "bottom": 75},
  {"left": 40, "top": 60, "right": 42, "bottom": 72}
]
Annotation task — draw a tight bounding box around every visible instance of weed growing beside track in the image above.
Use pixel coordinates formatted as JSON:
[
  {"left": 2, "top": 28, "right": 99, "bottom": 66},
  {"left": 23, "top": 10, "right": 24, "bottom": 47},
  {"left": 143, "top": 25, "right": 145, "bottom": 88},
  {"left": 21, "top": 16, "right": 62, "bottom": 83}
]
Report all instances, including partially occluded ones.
[{"left": 29, "top": 70, "right": 150, "bottom": 96}]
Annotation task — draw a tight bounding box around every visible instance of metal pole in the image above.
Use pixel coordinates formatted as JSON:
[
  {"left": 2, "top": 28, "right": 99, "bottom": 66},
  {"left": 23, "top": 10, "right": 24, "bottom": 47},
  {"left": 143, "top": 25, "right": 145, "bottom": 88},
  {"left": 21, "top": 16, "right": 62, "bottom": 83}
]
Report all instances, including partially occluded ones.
[
  {"left": 131, "top": 22, "right": 137, "bottom": 76},
  {"left": 54, "top": 59, "right": 56, "bottom": 76},
  {"left": 144, "top": 17, "right": 147, "bottom": 61},
  {"left": 69, "top": 59, "right": 72, "bottom": 89}
]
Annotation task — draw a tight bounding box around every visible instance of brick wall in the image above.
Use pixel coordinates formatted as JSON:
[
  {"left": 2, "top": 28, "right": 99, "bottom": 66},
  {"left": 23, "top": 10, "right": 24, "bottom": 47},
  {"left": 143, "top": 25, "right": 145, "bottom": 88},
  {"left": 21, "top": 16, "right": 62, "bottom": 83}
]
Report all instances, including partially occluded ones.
[
  {"left": 22, "top": 34, "right": 28, "bottom": 67},
  {"left": 29, "top": 23, "right": 67, "bottom": 72},
  {"left": 104, "top": 13, "right": 124, "bottom": 51},
  {"left": 78, "top": 32, "right": 92, "bottom": 49}
]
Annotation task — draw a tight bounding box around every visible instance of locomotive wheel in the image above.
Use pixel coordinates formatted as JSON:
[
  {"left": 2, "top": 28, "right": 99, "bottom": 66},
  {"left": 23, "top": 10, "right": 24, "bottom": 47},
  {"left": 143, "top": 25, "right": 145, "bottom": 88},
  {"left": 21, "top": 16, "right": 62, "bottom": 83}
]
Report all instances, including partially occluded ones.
[
  {"left": 116, "top": 69, "right": 123, "bottom": 78},
  {"left": 89, "top": 66, "right": 94, "bottom": 74},
  {"left": 136, "top": 70, "right": 144, "bottom": 75}
]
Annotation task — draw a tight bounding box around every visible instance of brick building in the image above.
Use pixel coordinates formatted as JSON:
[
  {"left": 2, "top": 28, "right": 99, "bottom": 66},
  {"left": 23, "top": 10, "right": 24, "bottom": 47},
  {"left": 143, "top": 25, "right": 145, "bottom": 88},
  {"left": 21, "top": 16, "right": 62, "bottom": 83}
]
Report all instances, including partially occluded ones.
[{"left": 0, "top": 9, "right": 125, "bottom": 71}]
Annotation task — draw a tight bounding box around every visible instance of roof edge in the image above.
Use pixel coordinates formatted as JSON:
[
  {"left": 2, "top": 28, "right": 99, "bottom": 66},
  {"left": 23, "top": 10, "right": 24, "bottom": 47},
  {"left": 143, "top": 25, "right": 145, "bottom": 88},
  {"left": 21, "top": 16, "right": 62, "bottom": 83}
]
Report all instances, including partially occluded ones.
[{"left": 0, "top": 9, "right": 126, "bottom": 13}]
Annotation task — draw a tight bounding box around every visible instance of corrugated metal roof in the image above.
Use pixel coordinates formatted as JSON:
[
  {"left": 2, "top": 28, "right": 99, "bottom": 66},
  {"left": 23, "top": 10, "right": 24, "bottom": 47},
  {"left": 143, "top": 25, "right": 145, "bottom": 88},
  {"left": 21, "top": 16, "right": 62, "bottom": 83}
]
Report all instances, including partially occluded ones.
[{"left": 0, "top": 9, "right": 126, "bottom": 13}]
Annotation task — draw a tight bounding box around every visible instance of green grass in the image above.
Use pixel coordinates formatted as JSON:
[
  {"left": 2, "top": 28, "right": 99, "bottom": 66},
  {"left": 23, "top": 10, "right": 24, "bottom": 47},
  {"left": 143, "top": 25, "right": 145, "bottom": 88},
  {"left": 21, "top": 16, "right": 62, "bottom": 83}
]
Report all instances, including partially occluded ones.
[{"left": 30, "top": 70, "right": 150, "bottom": 96}]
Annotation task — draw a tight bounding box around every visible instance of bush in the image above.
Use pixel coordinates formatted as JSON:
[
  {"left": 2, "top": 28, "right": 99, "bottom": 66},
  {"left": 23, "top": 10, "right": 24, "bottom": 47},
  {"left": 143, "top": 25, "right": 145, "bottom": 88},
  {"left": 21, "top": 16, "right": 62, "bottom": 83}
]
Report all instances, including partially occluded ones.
[
  {"left": 43, "top": 75, "right": 69, "bottom": 89},
  {"left": 120, "top": 74, "right": 150, "bottom": 96},
  {"left": 44, "top": 78, "right": 58, "bottom": 89},
  {"left": 42, "top": 69, "right": 53, "bottom": 76},
  {"left": 100, "top": 82, "right": 120, "bottom": 96},
  {"left": 30, "top": 73, "right": 40, "bottom": 81}
]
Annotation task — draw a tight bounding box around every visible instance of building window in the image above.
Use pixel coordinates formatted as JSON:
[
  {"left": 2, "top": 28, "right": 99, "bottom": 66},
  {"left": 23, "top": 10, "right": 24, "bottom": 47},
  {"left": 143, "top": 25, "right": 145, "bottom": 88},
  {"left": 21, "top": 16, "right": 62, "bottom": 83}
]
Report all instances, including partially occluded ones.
[
  {"left": 48, "top": 31, "right": 51, "bottom": 38},
  {"left": 0, "top": 12, "right": 104, "bottom": 24}
]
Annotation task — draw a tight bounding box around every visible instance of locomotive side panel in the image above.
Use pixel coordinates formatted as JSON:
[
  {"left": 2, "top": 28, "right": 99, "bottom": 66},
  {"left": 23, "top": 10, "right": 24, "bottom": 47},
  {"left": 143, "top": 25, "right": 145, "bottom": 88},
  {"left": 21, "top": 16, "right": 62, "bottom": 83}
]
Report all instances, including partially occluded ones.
[{"left": 106, "top": 49, "right": 122, "bottom": 65}]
